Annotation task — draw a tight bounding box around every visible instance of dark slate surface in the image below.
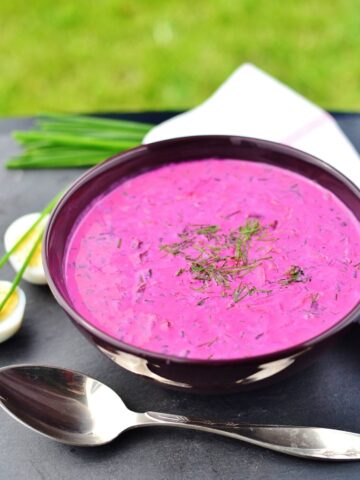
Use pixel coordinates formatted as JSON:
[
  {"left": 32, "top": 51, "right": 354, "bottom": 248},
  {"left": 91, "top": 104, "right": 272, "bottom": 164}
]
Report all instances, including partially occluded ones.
[{"left": 0, "top": 112, "right": 360, "bottom": 480}]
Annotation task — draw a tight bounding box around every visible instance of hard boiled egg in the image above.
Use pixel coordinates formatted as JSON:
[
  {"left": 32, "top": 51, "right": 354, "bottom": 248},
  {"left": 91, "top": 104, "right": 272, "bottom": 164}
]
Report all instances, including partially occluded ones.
[
  {"left": 4, "top": 213, "right": 49, "bottom": 285},
  {"left": 0, "top": 281, "right": 26, "bottom": 343}
]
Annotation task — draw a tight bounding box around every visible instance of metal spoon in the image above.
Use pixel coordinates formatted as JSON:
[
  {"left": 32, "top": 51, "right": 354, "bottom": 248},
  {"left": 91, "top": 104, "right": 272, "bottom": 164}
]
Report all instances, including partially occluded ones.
[{"left": 0, "top": 364, "right": 359, "bottom": 461}]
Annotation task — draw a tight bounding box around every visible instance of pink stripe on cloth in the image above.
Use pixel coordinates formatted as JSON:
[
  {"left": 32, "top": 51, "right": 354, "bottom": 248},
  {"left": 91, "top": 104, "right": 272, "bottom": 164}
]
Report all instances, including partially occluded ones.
[{"left": 282, "top": 112, "right": 333, "bottom": 146}]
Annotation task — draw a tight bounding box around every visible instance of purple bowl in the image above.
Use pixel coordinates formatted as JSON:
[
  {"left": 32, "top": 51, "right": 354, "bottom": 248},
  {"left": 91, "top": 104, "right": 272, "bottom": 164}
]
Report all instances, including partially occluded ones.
[{"left": 43, "top": 135, "right": 360, "bottom": 394}]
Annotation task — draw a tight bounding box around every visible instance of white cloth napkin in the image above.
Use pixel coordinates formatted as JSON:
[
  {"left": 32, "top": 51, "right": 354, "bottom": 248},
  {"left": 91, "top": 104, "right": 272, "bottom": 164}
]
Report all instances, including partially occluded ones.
[{"left": 144, "top": 63, "right": 360, "bottom": 188}]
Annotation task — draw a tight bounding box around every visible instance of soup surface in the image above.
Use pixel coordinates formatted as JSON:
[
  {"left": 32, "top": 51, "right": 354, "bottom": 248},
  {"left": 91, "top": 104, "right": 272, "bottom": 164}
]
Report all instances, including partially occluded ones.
[{"left": 64, "top": 159, "right": 360, "bottom": 359}]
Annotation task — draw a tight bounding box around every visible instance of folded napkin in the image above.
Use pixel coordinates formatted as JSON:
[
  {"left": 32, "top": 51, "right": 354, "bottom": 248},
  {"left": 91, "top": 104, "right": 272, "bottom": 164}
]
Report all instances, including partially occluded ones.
[{"left": 144, "top": 63, "right": 360, "bottom": 188}]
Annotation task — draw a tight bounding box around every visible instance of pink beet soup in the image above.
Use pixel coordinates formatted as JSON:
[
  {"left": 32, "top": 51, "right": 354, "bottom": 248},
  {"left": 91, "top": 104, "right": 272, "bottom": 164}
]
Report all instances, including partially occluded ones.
[{"left": 64, "top": 159, "right": 360, "bottom": 360}]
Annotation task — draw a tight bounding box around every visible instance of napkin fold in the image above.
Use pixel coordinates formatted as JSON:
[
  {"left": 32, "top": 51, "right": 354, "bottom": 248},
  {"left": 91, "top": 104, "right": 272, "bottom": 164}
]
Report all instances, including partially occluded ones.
[{"left": 144, "top": 63, "right": 360, "bottom": 187}]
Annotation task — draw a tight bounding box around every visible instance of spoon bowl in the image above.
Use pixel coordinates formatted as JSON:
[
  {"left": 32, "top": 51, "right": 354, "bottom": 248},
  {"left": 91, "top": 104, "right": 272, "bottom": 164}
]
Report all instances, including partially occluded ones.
[{"left": 0, "top": 365, "right": 134, "bottom": 446}]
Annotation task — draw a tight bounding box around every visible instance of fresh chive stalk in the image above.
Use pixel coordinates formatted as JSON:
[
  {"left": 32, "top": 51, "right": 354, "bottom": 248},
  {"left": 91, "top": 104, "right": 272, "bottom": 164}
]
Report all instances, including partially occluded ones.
[
  {"left": 7, "top": 154, "right": 111, "bottom": 169},
  {"left": 0, "top": 232, "right": 43, "bottom": 312},
  {"left": 0, "top": 192, "right": 62, "bottom": 315},
  {"left": 13, "top": 131, "right": 139, "bottom": 150},
  {"left": 7, "top": 114, "right": 154, "bottom": 169},
  {"left": 38, "top": 113, "right": 153, "bottom": 132},
  {"left": 0, "top": 193, "right": 62, "bottom": 269}
]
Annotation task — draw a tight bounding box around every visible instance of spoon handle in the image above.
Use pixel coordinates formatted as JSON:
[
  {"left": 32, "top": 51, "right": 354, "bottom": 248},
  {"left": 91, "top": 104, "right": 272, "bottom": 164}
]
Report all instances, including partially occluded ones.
[{"left": 137, "top": 411, "right": 360, "bottom": 461}]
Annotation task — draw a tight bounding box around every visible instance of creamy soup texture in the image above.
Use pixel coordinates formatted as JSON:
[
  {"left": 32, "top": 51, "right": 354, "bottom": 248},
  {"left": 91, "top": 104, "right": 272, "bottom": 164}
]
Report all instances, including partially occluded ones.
[{"left": 64, "top": 159, "right": 360, "bottom": 359}]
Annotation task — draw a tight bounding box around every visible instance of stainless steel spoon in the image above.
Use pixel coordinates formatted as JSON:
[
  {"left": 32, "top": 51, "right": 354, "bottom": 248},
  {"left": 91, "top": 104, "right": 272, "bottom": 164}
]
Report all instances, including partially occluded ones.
[{"left": 0, "top": 364, "right": 359, "bottom": 461}]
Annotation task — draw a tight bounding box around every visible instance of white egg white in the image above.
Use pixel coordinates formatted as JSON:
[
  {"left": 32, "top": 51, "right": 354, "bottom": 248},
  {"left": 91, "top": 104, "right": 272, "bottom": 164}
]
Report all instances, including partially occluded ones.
[
  {"left": 0, "top": 281, "right": 26, "bottom": 343},
  {"left": 4, "top": 213, "right": 49, "bottom": 285}
]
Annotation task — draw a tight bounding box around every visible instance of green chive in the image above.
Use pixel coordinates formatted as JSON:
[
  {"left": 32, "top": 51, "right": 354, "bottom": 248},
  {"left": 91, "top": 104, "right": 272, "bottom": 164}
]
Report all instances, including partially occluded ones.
[
  {"left": 0, "top": 231, "right": 43, "bottom": 314},
  {"left": 0, "top": 192, "right": 61, "bottom": 269},
  {"left": 8, "top": 114, "right": 154, "bottom": 169}
]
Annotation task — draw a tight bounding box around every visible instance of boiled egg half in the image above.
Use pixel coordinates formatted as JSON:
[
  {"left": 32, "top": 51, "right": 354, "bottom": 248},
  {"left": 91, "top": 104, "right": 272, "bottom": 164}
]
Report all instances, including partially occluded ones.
[
  {"left": 4, "top": 213, "right": 49, "bottom": 285},
  {"left": 0, "top": 281, "right": 26, "bottom": 343}
]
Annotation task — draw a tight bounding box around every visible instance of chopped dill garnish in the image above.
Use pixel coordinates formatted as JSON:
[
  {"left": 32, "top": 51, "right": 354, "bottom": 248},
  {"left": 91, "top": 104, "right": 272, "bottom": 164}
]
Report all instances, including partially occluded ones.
[
  {"left": 131, "top": 239, "right": 143, "bottom": 250},
  {"left": 139, "top": 250, "right": 149, "bottom": 262},
  {"left": 197, "top": 336, "right": 219, "bottom": 348},
  {"left": 281, "top": 265, "right": 306, "bottom": 285},
  {"left": 310, "top": 292, "right": 319, "bottom": 308},
  {"left": 195, "top": 225, "right": 220, "bottom": 236},
  {"left": 137, "top": 282, "right": 146, "bottom": 293},
  {"left": 233, "top": 285, "right": 247, "bottom": 303},
  {"left": 248, "top": 286, "right": 257, "bottom": 296},
  {"left": 197, "top": 297, "right": 209, "bottom": 306},
  {"left": 136, "top": 274, "right": 147, "bottom": 294},
  {"left": 160, "top": 243, "right": 181, "bottom": 255},
  {"left": 176, "top": 268, "right": 186, "bottom": 277},
  {"left": 232, "top": 284, "right": 258, "bottom": 303},
  {"left": 269, "top": 220, "right": 278, "bottom": 230},
  {"left": 224, "top": 209, "right": 242, "bottom": 219},
  {"left": 233, "top": 218, "right": 263, "bottom": 264},
  {"left": 235, "top": 236, "right": 247, "bottom": 262},
  {"left": 239, "top": 218, "right": 261, "bottom": 241},
  {"left": 159, "top": 220, "right": 273, "bottom": 302}
]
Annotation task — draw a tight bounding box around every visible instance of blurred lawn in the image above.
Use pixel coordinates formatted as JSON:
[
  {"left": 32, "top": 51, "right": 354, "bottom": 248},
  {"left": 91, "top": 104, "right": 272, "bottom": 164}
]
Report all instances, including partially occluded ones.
[{"left": 1, "top": 0, "right": 359, "bottom": 115}]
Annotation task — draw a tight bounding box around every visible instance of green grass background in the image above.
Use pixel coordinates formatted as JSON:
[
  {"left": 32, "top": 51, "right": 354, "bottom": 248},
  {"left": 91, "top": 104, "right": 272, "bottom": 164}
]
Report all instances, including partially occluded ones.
[{"left": 1, "top": 0, "right": 359, "bottom": 115}]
